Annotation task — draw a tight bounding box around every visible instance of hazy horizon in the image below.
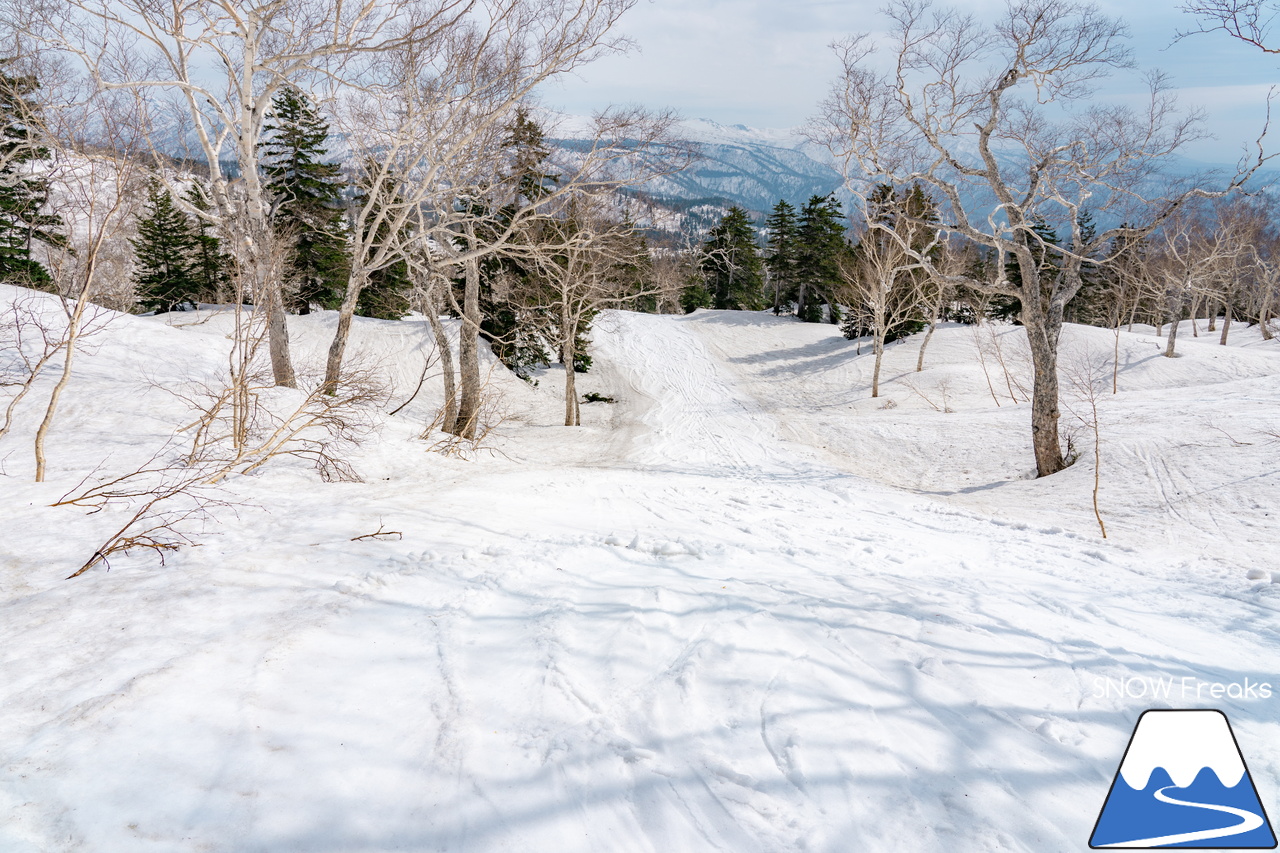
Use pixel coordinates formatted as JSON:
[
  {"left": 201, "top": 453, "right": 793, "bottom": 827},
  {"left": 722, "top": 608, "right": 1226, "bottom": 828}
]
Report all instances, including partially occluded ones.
[{"left": 544, "top": 0, "right": 1280, "bottom": 166}]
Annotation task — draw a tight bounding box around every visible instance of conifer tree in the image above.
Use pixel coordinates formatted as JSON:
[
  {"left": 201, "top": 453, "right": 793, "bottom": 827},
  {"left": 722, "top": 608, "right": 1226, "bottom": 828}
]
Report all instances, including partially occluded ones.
[
  {"left": 477, "top": 106, "right": 559, "bottom": 373},
  {"left": 698, "top": 206, "right": 765, "bottom": 311},
  {"left": 794, "top": 195, "right": 847, "bottom": 322},
  {"left": 0, "top": 59, "right": 65, "bottom": 285},
  {"left": 1063, "top": 210, "right": 1108, "bottom": 325},
  {"left": 184, "top": 182, "right": 232, "bottom": 303},
  {"left": 132, "top": 181, "right": 200, "bottom": 313},
  {"left": 506, "top": 105, "right": 559, "bottom": 203},
  {"left": 994, "top": 215, "right": 1060, "bottom": 323},
  {"left": 260, "top": 85, "right": 350, "bottom": 313},
  {"left": 764, "top": 199, "right": 799, "bottom": 315}
]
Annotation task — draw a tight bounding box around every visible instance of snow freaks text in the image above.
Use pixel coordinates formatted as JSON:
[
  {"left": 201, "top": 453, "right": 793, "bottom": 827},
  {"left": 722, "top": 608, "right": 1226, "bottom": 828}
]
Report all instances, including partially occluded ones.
[{"left": 1093, "top": 677, "right": 1274, "bottom": 701}]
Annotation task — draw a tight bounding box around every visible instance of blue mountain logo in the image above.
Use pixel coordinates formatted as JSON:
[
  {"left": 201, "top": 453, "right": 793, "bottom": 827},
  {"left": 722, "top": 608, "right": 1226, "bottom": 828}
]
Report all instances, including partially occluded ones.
[{"left": 1091, "top": 710, "right": 1276, "bottom": 848}]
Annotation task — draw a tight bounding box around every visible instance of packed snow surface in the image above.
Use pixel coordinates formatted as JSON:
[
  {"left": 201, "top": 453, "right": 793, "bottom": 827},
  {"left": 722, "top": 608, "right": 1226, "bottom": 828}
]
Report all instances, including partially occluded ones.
[{"left": 2, "top": 291, "right": 1279, "bottom": 852}]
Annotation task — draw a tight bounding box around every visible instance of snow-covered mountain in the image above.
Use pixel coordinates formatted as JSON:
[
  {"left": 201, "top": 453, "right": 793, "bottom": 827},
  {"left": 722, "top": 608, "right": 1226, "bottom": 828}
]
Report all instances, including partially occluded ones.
[{"left": 551, "top": 117, "right": 847, "bottom": 227}]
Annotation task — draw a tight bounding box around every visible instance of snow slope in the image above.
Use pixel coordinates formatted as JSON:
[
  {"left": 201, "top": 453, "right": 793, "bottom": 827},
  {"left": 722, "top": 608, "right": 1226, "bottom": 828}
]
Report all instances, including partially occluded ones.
[{"left": 2, "top": 293, "right": 1279, "bottom": 852}]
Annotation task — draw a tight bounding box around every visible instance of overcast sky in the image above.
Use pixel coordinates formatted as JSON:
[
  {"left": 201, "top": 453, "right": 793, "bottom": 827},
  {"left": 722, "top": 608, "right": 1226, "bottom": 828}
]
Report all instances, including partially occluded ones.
[{"left": 543, "top": 0, "right": 1280, "bottom": 164}]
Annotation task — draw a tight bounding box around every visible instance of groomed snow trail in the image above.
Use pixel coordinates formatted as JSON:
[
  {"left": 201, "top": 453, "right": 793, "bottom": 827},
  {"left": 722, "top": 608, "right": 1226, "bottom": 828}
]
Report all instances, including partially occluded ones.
[
  {"left": 587, "top": 311, "right": 820, "bottom": 476},
  {"left": 2, "top": 309, "right": 1278, "bottom": 852}
]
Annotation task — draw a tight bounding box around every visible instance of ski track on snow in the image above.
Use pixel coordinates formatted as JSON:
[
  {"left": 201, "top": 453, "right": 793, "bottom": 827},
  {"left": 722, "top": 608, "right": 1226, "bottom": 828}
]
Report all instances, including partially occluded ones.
[{"left": 1, "top": 303, "right": 1278, "bottom": 852}]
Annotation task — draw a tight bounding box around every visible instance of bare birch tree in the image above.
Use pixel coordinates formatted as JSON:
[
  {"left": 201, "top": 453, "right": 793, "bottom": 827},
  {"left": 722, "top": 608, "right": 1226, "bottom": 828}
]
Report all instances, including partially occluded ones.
[
  {"left": 814, "top": 0, "right": 1270, "bottom": 476},
  {"left": 521, "top": 194, "right": 653, "bottom": 425},
  {"left": 1181, "top": 0, "right": 1280, "bottom": 52},
  {"left": 32, "top": 83, "right": 150, "bottom": 481},
  {"left": 19, "top": 0, "right": 475, "bottom": 388},
  {"left": 839, "top": 184, "right": 941, "bottom": 396},
  {"left": 346, "top": 101, "right": 680, "bottom": 438},
  {"left": 1145, "top": 204, "right": 1244, "bottom": 357},
  {"left": 322, "top": 0, "right": 683, "bottom": 438}
]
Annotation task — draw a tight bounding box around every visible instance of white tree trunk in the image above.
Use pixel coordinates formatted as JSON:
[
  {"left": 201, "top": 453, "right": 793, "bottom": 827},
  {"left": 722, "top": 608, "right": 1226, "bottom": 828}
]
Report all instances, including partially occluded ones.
[{"left": 454, "top": 257, "right": 482, "bottom": 439}]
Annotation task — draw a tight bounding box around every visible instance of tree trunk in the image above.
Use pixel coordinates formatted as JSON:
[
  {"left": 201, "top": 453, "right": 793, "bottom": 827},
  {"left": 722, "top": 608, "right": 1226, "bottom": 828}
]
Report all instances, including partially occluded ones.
[
  {"left": 872, "top": 334, "right": 884, "bottom": 398},
  {"left": 916, "top": 318, "right": 937, "bottom": 372},
  {"left": 33, "top": 316, "right": 81, "bottom": 483},
  {"left": 1020, "top": 303, "right": 1067, "bottom": 477},
  {"left": 1220, "top": 301, "right": 1233, "bottom": 346},
  {"left": 1164, "top": 286, "right": 1182, "bottom": 358},
  {"left": 562, "top": 303, "right": 579, "bottom": 426},
  {"left": 1112, "top": 326, "right": 1121, "bottom": 395},
  {"left": 265, "top": 266, "right": 297, "bottom": 388},
  {"left": 454, "top": 256, "right": 481, "bottom": 439},
  {"left": 323, "top": 269, "right": 367, "bottom": 394},
  {"left": 1164, "top": 311, "right": 1180, "bottom": 357},
  {"left": 424, "top": 286, "right": 458, "bottom": 435}
]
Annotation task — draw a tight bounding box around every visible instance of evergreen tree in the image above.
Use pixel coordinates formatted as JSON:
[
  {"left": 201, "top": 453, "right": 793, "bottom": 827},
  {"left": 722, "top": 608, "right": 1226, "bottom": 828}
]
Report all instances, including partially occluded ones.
[
  {"left": 698, "top": 206, "right": 765, "bottom": 311},
  {"left": 260, "top": 85, "right": 350, "bottom": 313},
  {"left": 794, "top": 195, "right": 847, "bottom": 323},
  {"left": 451, "top": 110, "right": 562, "bottom": 376},
  {"left": 1063, "top": 210, "right": 1108, "bottom": 325},
  {"left": 993, "top": 215, "right": 1059, "bottom": 323},
  {"left": 480, "top": 107, "right": 561, "bottom": 373},
  {"left": 132, "top": 181, "right": 200, "bottom": 313},
  {"left": 505, "top": 105, "right": 559, "bottom": 204},
  {"left": 183, "top": 181, "right": 232, "bottom": 303},
  {"left": 679, "top": 276, "right": 714, "bottom": 313},
  {"left": 841, "top": 184, "right": 938, "bottom": 341},
  {"left": 0, "top": 59, "right": 65, "bottom": 285},
  {"left": 764, "top": 199, "right": 799, "bottom": 315}
]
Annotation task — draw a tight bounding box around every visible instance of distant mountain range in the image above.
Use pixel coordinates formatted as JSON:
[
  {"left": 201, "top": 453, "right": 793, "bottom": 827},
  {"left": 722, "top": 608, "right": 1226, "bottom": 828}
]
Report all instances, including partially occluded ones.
[
  {"left": 172, "top": 110, "right": 1275, "bottom": 242},
  {"left": 550, "top": 118, "right": 849, "bottom": 237},
  {"left": 631, "top": 119, "right": 846, "bottom": 215}
]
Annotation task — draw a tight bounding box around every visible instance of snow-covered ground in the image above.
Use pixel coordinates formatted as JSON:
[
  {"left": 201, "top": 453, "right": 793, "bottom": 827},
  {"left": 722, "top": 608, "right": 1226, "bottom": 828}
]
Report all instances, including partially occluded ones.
[{"left": 2, "top": 289, "right": 1278, "bottom": 851}]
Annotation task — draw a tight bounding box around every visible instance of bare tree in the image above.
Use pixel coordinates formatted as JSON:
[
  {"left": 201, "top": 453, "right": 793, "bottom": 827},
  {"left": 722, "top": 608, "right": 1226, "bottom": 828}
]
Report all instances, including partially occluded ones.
[
  {"left": 1249, "top": 234, "right": 1280, "bottom": 340},
  {"left": 914, "top": 241, "right": 964, "bottom": 372},
  {"left": 321, "top": 14, "right": 581, "bottom": 400},
  {"left": 649, "top": 245, "right": 700, "bottom": 315},
  {"left": 321, "top": 1, "right": 683, "bottom": 436},
  {"left": 1062, "top": 348, "right": 1109, "bottom": 538},
  {"left": 20, "top": 0, "right": 476, "bottom": 388},
  {"left": 0, "top": 291, "right": 64, "bottom": 441},
  {"left": 1103, "top": 230, "right": 1150, "bottom": 392},
  {"left": 31, "top": 82, "right": 149, "bottom": 482},
  {"left": 521, "top": 194, "right": 654, "bottom": 425},
  {"left": 1145, "top": 204, "right": 1244, "bottom": 357},
  {"left": 437, "top": 116, "right": 683, "bottom": 437},
  {"left": 1181, "top": 0, "right": 1280, "bottom": 52},
  {"left": 814, "top": 0, "right": 1269, "bottom": 476},
  {"left": 839, "top": 184, "right": 941, "bottom": 397},
  {"left": 1213, "top": 194, "right": 1277, "bottom": 344}
]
